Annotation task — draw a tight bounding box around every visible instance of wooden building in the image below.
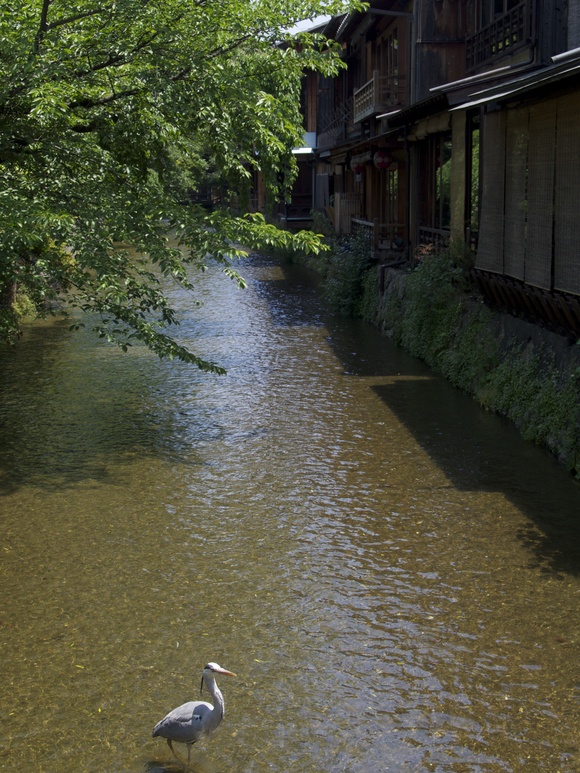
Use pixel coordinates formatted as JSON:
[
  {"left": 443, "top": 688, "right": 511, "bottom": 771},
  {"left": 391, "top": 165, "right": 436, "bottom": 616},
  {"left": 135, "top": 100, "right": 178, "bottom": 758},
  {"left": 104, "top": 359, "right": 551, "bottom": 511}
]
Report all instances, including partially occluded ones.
[
  {"left": 440, "top": 0, "right": 580, "bottom": 338},
  {"left": 315, "top": 3, "right": 414, "bottom": 257},
  {"left": 274, "top": 0, "right": 580, "bottom": 338},
  {"left": 307, "top": 0, "right": 471, "bottom": 260}
]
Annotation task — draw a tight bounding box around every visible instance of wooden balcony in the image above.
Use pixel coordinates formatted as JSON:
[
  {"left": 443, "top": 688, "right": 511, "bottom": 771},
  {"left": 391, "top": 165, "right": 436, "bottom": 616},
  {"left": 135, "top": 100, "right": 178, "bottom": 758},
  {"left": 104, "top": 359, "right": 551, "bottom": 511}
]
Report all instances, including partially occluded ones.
[
  {"left": 317, "top": 98, "right": 355, "bottom": 149},
  {"left": 353, "top": 71, "right": 406, "bottom": 124},
  {"left": 466, "top": 1, "right": 533, "bottom": 70}
]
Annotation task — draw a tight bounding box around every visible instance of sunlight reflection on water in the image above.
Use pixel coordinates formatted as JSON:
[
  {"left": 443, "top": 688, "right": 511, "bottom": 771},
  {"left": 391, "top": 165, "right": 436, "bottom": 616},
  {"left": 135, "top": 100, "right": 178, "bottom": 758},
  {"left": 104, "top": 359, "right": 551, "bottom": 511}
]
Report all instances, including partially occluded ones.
[{"left": 0, "top": 254, "right": 579, "bottom": 772}]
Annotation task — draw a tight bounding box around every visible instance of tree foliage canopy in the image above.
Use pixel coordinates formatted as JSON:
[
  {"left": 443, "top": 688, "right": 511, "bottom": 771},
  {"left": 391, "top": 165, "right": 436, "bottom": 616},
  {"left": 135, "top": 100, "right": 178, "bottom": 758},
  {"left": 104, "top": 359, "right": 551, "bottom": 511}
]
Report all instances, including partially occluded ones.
[{"left": 0, "top": 0, "right": 361, "bottom": 370}]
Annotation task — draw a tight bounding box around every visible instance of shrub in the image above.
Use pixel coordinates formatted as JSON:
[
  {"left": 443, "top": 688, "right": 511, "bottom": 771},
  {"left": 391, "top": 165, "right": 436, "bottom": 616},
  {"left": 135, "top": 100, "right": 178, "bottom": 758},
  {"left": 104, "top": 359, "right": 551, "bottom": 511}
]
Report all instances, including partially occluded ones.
[
  {"left": 396, "top": 249, "right": 467, "bottom": 366},
  {"left": 323, "top": 231, "right": 372, "bottom": 316},
  {"left": 359, "top": 266, "right": 380, "bottom": 323}
]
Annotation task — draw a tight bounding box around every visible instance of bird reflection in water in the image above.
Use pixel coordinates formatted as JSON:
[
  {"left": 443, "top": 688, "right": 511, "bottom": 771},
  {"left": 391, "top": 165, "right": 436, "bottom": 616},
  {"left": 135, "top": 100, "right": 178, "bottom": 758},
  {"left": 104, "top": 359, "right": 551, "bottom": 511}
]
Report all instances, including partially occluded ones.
[{"left": 144, "top": 759, "right": 211, "bottom": 773}]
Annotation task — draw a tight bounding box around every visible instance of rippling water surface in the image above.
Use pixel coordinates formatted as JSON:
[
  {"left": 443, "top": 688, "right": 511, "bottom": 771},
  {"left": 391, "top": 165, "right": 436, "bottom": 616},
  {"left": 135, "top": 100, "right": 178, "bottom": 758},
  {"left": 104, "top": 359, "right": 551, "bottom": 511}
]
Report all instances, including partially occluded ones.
[{"left": 1, "top": 254, "right": 580, "bottom": 773}]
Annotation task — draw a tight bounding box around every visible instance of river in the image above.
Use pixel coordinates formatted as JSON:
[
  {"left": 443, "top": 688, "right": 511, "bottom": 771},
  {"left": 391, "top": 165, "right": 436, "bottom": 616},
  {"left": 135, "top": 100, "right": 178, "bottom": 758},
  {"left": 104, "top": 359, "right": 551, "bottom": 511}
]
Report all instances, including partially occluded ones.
[{"left": 0, "top": 253, "right": 579, "bottom": 773}]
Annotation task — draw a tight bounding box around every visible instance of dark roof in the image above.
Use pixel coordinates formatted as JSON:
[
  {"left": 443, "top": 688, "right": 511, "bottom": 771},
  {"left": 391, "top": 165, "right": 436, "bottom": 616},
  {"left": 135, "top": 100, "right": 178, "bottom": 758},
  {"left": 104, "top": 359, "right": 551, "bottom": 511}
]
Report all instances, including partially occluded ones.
[
  {"left": 383, "top": 93, "right": 449, "bottom": 127},
  {"left": 333, "top": 1, "right": 409, "bottom": 42},
  {"left": 318, "top": 13, "right": 347, "bottom": 39}
]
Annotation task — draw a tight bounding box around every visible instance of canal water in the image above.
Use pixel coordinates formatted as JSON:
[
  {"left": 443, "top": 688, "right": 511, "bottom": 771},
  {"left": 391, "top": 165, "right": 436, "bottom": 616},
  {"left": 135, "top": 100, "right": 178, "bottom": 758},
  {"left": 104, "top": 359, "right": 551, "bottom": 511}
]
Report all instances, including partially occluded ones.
[{"left": 0, "top": 253, "right": 579, "bottom": 773}]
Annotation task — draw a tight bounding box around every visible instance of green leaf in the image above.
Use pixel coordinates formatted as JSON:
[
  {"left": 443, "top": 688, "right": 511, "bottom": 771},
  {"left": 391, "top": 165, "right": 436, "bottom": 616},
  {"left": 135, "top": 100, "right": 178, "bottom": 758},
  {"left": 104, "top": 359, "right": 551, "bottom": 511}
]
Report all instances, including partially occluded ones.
[{"left": 0, "top": 0, "right": 360, "bottom": 368}]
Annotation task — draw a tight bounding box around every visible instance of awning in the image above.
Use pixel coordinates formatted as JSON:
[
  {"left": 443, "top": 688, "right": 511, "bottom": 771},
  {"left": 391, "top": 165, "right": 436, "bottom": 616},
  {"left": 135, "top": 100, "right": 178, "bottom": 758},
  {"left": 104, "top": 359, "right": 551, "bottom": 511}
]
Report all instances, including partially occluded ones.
[
  {"left": 350, "top": 150, "right": 372, "bottom": 166},
  {"left": 450, "top": 57, "right": 580, "bottom": 112},
  {"left": 408, "top": 112, "right": 451, "bottom": 139},
  {"left": 383, "top": 93, "right": 449, "bottom": 127}
]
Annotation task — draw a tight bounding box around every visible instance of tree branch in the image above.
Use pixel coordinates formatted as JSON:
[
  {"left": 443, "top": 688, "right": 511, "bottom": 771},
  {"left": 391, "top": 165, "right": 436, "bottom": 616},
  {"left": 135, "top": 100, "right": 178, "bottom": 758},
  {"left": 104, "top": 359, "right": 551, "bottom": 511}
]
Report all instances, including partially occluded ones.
[
  {"left": 69, "top": 88, "right": 140, "bottom": 111},
  {"left": 34, "top": 0, "right": 52, "bottom": 53},
  {"left": 74, "top": 27, "right": 167, "bottom": 77},
  {"left": 206, "top": 34, "right": 253, "bottom": 60},
  {"left": 46, "top": 8, "right": 106, "bottom": 32},
  {"left": 169, "top": 33, "right": 253, "bottom": 81}
]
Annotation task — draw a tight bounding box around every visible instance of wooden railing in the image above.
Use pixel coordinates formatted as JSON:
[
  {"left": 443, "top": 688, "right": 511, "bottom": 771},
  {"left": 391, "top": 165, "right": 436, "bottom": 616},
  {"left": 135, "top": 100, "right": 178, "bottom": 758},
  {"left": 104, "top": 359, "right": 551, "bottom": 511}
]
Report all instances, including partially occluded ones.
[
  {"left": 317, "top": 98, "right": 354, "bottom": 149},
  {"left": 466, "top": 0, "right": 532, "bottom": 70},
  {"left": 353, "top": 219, "right": 407, "bottom": 254},
  {"left": 352, "top": 218, "right": 375, "bottom": 244},
  {"left": 278, "top": 194, "right": 313, "bottom": 226},
  {"left": 353, "top": 71, "right": 406, "bottom": 124},
  {"left": 378, "top": 223, "right": 406, "bottom": 251},
  {"left": 417, "top": 226, "right": 450, "bottom": 252},
  {"left": 471, "top": 270, "right": 580, "bottom": 340}
]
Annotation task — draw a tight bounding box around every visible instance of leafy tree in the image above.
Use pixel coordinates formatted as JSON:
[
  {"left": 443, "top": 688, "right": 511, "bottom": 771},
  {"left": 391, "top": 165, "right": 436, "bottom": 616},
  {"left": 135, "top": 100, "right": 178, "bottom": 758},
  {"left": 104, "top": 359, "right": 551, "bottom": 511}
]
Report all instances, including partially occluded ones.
[{"left": 0, "top": 0, "right": 361, "bottom": 371}]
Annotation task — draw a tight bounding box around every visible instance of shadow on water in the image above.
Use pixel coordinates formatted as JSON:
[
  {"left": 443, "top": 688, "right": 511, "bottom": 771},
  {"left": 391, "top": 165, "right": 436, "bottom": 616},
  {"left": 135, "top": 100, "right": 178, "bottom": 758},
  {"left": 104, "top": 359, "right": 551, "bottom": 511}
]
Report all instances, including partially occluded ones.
[
  {"left": 0, "top": 255, "right": 320, "bottom": 497},
  {"left": 370, "top": 376, "right": 580, "bottom": 576},
  {"left": 259, "top": 259, "right": 580, "bottom": 577},
  {"left": 0, "top": 321, "right": 214, "bottom": 496},
  {"left": 143, "top": 753, "right": 212, "bottom": 773}
]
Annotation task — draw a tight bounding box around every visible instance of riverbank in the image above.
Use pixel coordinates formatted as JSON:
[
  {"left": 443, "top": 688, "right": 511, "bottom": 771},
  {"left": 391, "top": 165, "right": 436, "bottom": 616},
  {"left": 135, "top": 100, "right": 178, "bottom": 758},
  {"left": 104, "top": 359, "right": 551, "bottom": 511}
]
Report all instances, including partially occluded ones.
[{"left": 287, "top": 243, "right": 580, "bottom": 478}]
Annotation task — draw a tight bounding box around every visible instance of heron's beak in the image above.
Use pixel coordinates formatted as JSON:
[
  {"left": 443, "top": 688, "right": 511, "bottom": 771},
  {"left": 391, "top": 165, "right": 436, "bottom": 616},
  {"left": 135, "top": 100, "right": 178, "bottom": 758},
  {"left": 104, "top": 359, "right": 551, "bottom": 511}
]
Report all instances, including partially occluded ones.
[{"left": 215, "top": 667, "right": 236, "bottom": 677}]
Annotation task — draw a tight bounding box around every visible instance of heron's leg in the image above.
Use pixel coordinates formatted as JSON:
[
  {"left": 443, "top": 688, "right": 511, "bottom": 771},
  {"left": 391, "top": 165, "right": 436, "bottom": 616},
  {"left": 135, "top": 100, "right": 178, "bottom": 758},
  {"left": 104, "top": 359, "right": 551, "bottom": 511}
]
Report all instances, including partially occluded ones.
[
  {"left": 165, "top": 737, "right": 194, "bottom": 770},
  {"left": 167, "top": 738, "right": 185, "bottom": 765}
]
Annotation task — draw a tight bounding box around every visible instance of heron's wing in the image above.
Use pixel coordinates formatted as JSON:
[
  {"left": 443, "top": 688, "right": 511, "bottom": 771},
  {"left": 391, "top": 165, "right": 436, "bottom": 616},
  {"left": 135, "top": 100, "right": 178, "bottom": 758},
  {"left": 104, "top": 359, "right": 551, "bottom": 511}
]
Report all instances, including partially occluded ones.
[{"left": 152, "top": 700, "right": 213, "bottom": 743}]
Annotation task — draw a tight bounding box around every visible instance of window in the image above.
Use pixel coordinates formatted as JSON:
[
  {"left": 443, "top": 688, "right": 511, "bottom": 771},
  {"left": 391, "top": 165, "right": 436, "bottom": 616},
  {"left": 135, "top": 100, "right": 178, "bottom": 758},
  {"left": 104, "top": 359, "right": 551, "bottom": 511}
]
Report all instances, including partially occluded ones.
[
  {"left": 378, "top": 29, "right": 399, "bottom": 80},
  {"left": 376, "top": 26, "right": 401, "bottom": 107},
  {"left": 386, "top": 29, "right": 398, "bottom": 77},
  {"left": 418, "top": 132, "right": 452, "bottom": 242},
  {"left": 478, "top": 0, "right": 522, "bottom": 28},
  {"left": 434, "top": 134, "right": 452, "bottom": 230},
  {"left": 468, "top": 120, "right": 480, "bottom": 239}
]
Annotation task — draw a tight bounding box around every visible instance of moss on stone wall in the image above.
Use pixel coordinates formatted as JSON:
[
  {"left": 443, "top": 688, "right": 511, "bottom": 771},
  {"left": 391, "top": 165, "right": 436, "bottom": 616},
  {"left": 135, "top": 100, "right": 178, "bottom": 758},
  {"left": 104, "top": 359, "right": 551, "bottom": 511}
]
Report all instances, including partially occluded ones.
[
  {"left": 279, "top": 238, "right": 580, "bottom": 475},
  {"left": 374, "top": 253, "right": 580, "bottom": 476}
]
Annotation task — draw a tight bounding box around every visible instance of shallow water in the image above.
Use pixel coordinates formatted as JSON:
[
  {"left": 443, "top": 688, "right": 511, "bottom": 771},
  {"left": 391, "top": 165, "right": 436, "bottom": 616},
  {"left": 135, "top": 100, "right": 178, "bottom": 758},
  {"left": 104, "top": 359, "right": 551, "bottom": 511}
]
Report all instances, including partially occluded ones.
[{"left": 0, "top": 254, "right": 579, "bottom": 772}]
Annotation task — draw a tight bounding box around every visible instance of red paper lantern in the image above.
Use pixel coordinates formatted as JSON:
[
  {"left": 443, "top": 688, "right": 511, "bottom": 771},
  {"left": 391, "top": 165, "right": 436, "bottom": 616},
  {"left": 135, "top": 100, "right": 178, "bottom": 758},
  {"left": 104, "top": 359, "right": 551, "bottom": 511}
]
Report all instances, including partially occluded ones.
[
  {"left": 373, "top": 150, "right": 393, "bottom": 170},
  {"left": 350, "top": 158, "right": 365, "bottom": 174}
]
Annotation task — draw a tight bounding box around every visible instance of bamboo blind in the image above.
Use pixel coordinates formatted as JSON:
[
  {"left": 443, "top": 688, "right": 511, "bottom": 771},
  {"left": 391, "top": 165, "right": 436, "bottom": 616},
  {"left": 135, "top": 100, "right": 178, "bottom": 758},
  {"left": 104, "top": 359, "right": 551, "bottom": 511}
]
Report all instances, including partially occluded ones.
[
  {"left": 555, "top": 91, "right": 580, "bottom": 296},
  {"left": 504, "top": 107, "right": 529, "bottom": 281},
  {"left": 476, "top": 93, "right": 580, "bottom": 298},
  {"left": 475, "top": 111, "right": 506, "bottom": 274},
  {"left": 526, "top": 101, "right": 557, "bottom": 290}
]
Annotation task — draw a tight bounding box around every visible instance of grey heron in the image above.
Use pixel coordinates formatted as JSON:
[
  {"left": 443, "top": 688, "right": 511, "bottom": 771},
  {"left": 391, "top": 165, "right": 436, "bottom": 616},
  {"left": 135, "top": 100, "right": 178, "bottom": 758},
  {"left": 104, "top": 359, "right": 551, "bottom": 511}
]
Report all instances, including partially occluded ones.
[{"left": 152, "top": 662, "right": 236, "bottom": 769}]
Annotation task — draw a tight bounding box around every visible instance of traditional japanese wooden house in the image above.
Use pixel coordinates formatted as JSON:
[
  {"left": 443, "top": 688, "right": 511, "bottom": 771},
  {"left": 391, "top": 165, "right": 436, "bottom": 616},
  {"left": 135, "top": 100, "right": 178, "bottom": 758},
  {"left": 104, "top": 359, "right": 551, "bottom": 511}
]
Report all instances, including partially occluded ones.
[
  {"left": 315, "top": 2, "right": 413, "bottom": 257},
  {"left": 270, "top": 0, "right": 580, "bottom": 338},
  {"left": 312, "top": 0, "right": 470, "bottom": 261},
  {"left": 438, "top": 0, "right": 580, "bottom": 338}
]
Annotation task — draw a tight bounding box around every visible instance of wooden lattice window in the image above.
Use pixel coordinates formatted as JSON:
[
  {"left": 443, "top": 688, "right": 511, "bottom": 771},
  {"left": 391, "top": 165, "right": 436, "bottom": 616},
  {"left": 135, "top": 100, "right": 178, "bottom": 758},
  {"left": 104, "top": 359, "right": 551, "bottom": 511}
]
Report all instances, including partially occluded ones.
[
  {"left": 417, "top": 132, "right": 452, "bottom": 245},
  {"left": 466, "top": 0, "right": 531, "bottom": 70}
]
